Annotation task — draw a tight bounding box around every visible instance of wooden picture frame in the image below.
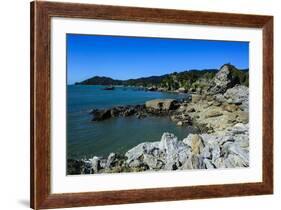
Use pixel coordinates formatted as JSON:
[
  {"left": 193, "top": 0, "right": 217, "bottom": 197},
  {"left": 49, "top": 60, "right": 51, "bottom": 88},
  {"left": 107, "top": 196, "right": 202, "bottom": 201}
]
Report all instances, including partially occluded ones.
[{"left": 30, "top": 1, "right": 273, "bottom": 209}]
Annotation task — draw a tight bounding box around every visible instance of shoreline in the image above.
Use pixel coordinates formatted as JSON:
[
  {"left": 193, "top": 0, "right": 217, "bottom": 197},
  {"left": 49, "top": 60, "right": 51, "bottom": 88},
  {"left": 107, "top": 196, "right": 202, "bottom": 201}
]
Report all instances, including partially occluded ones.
[
  {"left": 68, "top": 64, "right": 249, "bottom": 175},
  {"left": 68, "top": 83, "right": 249, "bottom": 174},
  {"left": 68, "top": 122, "right": 249, "bottom": 174},
  {"left": 71, "top": 83, "right": 192, "bottom": 95}
]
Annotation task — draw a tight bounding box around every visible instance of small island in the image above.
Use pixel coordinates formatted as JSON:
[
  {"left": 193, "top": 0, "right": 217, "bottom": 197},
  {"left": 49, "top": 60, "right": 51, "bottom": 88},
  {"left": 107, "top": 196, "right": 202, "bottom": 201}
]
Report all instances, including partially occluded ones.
[{"left": 68, "top": 64, "right": 250, "bottom": 174}]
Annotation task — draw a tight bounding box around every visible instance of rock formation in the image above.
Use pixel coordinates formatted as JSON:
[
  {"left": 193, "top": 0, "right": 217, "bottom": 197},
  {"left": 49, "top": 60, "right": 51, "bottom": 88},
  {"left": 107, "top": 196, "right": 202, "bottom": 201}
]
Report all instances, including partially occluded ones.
[
  {"left": 67, "top": 123, "right": 249, "bottom": 174},
  {"left": 68, "top": 64, "right": 250, "bottom": 175}
]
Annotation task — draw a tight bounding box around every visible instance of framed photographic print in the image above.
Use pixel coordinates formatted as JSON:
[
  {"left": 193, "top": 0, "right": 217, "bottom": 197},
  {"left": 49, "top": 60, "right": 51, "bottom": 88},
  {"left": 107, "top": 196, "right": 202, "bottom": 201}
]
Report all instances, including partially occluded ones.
[{"left": 30, "top": 1, "right": 273, "bottom": 209}]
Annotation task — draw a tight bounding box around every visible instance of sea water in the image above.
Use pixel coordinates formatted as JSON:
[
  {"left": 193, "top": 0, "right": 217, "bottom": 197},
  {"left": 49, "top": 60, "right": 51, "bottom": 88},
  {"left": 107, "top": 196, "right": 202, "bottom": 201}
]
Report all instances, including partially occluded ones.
[{"left": 67, "top": 85, "right": 191, "bottom": 159}]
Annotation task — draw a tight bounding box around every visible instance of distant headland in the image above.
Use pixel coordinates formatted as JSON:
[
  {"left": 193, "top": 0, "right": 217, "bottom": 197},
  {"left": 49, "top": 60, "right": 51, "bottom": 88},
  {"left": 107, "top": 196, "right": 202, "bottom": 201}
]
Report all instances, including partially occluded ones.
[{"left": 74, "top": 64, "right": 249, "bottom": 93}]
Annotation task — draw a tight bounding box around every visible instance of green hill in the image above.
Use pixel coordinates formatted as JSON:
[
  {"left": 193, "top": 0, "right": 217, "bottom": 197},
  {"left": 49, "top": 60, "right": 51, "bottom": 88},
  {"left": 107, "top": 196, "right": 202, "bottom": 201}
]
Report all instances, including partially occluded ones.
[{"left": 75, "top": 65, "right": 249, "bottom": 90}]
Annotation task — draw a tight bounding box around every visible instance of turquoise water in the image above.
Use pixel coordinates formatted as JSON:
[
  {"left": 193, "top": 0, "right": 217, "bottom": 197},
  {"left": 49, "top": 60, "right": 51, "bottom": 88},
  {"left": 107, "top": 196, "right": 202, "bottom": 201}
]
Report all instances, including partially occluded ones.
[{"left": 67, "top": 85, "right": 191, "bottom": 159}]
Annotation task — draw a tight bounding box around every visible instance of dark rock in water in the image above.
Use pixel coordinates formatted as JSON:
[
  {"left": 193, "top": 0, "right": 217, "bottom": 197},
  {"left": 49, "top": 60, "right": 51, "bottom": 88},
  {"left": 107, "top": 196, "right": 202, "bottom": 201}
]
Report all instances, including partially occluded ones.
[
  {"left": 91, "top": 105, "right": 141, "bottom": 121},
  {"left": 89, "top": 108, "right": 99, "bottom": 114},
  {"left": 135, "top": 112, "right": 147, "bottom": 119},
  {"left": 147, "top": 87, "right": 157, "bottom": 91},
  {"left": 90, "top": 101, "right": 181, "bottom": 122},
  {"left": 92, "top": 109, "right": 111, "bottom": 121},
  {"left": 103, "top": 86, "right": 115, "bottom": 90},
  {"left": 110, "top": 107, "right": 120, "bottom": 117},
  {"left": 123, "top": 107, "right": 136, "bottom": 117},
  {"left": 67, "top": 159, "right": 84, "bottom": 175}
]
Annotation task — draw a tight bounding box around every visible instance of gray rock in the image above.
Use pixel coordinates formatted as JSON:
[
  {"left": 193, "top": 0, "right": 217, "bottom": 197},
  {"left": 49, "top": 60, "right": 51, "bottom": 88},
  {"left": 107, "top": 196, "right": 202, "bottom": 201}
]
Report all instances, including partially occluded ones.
[
  {"left": 213, "top": 157, "right": 226, "bottom": 168},
  {"left": 183, "top": 134, "right": 204, "bottom": 155},
  {"left": 78, "top": 120, "right": 249, "bottom": 174},
  {"left": 187, "top": 107, "right": 196, "bottom": 112},
  {"left": 125, "top": 141, "right": 160, "bottom": 164},
  {"left": 82, "top": 160, "right": 93, "bottom": 174},
  {"left": 214, "top": 94, "right": 226, "bottom": 103},
  {"left": 128, "top": 159, "right": 142, "bottom": 168},
  {"left": 204, "top": 158, "right": 215, "bottom": 169},
  {"left": 145, "top": 99, "right": 177, "bottom": 111},
  {"left": 159, "top": 133, "right": 178, "bottom": 152},
  {"left": 204, "top": 110, "right": 223, "bottom": 118},
  {"left": 99, "top": 159, "right": 107, "bottom": 169},
  {"left": 224, "top": 85, "right": 249, "bottom": 111},
  {"left": 191, "top": 94, "right": 201, "bottom": 103},
  {"left": 208, "top": 64, "right": 238, "bottom": 95},
  {"left": 181, "top": 155, "right": 203, "bottom": 170},
  {"left": 191, "top": 155, "right": 205, "bottom": 169},
  {"left": 211, "top": 144, "right": 221, "bottom": 162},
  {"left": 236, "top": 111, "right": 249, "bottom": 123},
  {"left": 201, "top": 145, "right": 211, "bottom": 159},
  {"left": 222, "top": 104, "right": 239, "bottom": 112},
  {"left": 225, "top": 154, "right": 248, "bottom": 168},
  {"left": 224, "top": 85, "right": 248, "bottom": 103},
  {"left": 106, "top": 153, "right": 117, "bottom": 168},
  {"left": 89, "top": 156, "right": 101, "bottom": 173},
  {"left": 234, "top": 134, "right": 249, "bottom": 148},
  {"left": 181, "top": 157, "right": 193, "bottom": 170},
  {"left": 228, "top": 143, "right": 249, "bottom": 164},
  {"left": 228, "top": 123, "right": 249, "bottom": 135},
  {"left": 213, "top": 101, "right": 222, "bottom": 106},
  {"left": 170, "top": 113, "right": 192, "bottom": 124},
  {"left": 143, "top": 154, "right": 164, "bottom": 169},
  {"left": 159, "top": 133, "right": 188, "bottom": 170},
  {"left": 224, "top": 156, "right": 236, "bottom": 168}
]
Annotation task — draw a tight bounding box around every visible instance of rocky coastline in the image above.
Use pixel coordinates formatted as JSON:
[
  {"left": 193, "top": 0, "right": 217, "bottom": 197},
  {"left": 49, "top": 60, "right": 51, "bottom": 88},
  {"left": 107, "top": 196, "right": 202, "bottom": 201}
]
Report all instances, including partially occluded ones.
[{"left": 68, "top": 64, "right": 249, "bottom": 175}]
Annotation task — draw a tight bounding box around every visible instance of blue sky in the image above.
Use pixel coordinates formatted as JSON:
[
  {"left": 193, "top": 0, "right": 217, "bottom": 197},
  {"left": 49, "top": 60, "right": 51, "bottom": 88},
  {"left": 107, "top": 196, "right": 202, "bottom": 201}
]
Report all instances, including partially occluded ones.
[{"left": 67, "top": 34, "right": 249, "bottom": 84}]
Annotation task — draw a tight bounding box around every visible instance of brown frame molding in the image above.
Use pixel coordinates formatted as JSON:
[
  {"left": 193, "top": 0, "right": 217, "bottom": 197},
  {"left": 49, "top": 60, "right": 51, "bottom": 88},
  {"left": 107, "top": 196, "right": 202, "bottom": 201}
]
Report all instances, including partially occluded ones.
[{"left": 30, "top": 1, "right": 273, "bottom": 209}]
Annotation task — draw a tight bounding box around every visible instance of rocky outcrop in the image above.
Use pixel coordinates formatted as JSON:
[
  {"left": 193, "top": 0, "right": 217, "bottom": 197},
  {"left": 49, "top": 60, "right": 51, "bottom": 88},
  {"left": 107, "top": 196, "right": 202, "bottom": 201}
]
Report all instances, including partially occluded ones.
[
  {"left": 90, "top": 99, "right": 182, "bottom": 121},
  {"left": 126, "top": 124, "right": 249, "bottom": 171},
  {"left": 91, "top": 104, "right": 147, "bottom": 121},
  {"left": 145, "top": 99, "right": 178, "bottom": 111},
  {"left": 212, "top": 85, "right": 248, "bottom": 111},
  {"left": 223, "top": 85, "right": 249, "bottom": 111},
  {"left": 89, "top": 82, "right": 249, "bottom": 134},
  {"left": 67, "top": 123, "right": 249, "bottom": 175},
  {"left": 91, "top": 109, "right": 112, "bottom": 121},
  {"left": 125, "top": 133, "right": 191, "bottom": 170},
  {"left": 191, "top": 94, "right": 201, "bottom": 103},
  {"left": 72, "top": 64, "right": 251, "bottom": 175},
  {"left": 175, "top": 84, "right": 249, "bottom": 133},
  {"left": 90, "top": 73, "right": 248, "bottom": 129},
  {"left": 207, "top": 64, "right": 245, "bottom": 95}
]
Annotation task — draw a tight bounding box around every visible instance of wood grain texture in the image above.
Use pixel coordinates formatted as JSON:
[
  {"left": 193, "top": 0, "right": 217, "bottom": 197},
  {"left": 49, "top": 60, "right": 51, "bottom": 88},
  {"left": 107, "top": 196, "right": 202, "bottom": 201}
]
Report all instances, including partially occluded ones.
[
  {"left": 262, "top": 17, "right": 274, "bottom": 193},
  {"left": 30, "top": 2, "right": 34, "bottom": 208},
  {"left": 30, "top": 1, "right": 274, "bottom": 209}
]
